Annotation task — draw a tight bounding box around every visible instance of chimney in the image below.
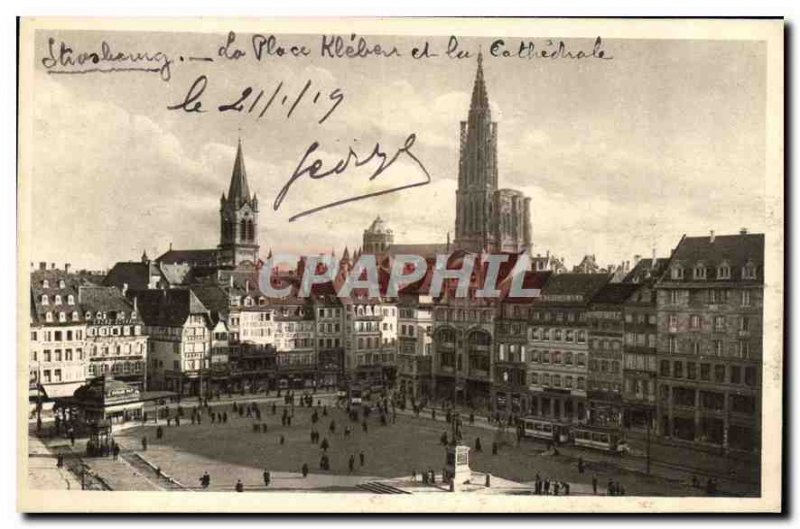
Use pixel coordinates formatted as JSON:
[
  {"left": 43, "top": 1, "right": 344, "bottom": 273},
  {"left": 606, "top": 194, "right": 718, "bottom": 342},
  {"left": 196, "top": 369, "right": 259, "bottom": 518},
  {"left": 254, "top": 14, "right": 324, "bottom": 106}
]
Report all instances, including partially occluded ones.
[
  {"left": 710, "top": 230, "right": 715, "bottom": 243},
  {"left": 169, "top": 242, "right": 173, "bottom": 250},
  {"left": 633, "top": 254, "right": 641, "bottom": 267},
  {"left": 740, "top": 227, "right": 748, "bottom": 235},
  {"left": 50, "top": 263, "right": 56, "bottom": 270},
  {"left": 122, "top": 283, "right": 128, "bottom": 296},
  {"left": 65, "top": 263, "right": 71, "bottom": 274},
  {"left": 652, "top": 247, "right": 657, "bottom": 265}
]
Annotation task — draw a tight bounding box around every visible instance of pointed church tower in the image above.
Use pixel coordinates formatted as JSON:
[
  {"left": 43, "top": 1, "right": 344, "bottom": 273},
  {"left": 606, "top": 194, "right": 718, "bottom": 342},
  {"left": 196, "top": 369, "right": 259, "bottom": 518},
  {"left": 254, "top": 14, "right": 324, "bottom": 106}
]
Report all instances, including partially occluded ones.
[
  {"left": 454, "top": 52, "right": 500, "bottom": 253},
  {"left": 219, "top": 139, "right": 260, "bottom": 267}
]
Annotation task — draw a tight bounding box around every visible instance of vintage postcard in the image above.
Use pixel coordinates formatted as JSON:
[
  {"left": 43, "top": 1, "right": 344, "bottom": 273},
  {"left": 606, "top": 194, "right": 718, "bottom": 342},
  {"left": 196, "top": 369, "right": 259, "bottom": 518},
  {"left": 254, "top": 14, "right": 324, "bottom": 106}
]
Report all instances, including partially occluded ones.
[{"left": 17, "top": 17, "right": 784, "bottom": 513}]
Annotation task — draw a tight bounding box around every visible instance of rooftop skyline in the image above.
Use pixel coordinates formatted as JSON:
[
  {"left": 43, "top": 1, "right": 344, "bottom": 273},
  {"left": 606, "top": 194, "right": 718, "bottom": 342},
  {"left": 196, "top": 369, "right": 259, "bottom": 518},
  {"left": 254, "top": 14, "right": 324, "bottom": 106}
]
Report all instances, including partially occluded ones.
[{"left": 30, "top": 33, "right": 768, "bottom": 270}]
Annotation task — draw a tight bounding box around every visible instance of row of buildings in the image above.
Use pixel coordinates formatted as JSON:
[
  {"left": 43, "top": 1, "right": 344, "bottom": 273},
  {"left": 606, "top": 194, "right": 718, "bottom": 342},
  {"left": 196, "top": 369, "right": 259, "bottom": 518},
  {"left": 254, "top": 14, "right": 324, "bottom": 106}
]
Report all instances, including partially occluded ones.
[{"left": 28, "top": 53, "right": 764, "bottom": 456}]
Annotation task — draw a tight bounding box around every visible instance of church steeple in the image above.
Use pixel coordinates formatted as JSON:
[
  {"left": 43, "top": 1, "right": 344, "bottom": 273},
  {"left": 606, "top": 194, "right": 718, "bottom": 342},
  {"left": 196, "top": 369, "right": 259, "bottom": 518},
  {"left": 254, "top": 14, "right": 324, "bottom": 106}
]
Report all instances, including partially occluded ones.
[
  {"left": 469, "top": 52, "right": 490, "bottom": 116},
  {"left": 227, "top": 138, "right": 252, "bottom": 204},
  {"left": 219, "top": 139, "right": 259, "bottom": 267},
  {"left": 454, "top": 52, "right": 499, "bottom": 253}
]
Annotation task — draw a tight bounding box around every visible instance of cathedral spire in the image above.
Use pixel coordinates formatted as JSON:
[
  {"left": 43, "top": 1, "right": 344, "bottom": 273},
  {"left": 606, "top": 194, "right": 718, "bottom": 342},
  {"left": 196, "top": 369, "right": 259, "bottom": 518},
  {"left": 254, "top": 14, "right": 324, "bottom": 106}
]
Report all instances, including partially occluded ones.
[
  {"left": 469, "top": 51, "right": 490, "bottom": 115},
  {"left": 228, "top": 138, "right": 251, "bottom": 203}
]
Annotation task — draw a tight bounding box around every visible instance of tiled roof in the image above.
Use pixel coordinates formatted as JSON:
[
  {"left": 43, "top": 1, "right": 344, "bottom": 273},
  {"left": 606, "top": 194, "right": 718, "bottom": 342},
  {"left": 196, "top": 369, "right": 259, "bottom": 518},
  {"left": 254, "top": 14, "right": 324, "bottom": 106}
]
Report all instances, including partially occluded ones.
[
  {"left": 590, "top": 283, "right": 642, "bottom": 305},
  {"left": 622, "top": 258, "right": 671, "bottom": 284},
  {"left": 156, "top": 248, "right": 220, "bottom": 266},
  {"left": 538, "top": 273, "right": 611, "bottom": 304},
  {"left": 661, "top": 233, "right": 764, "bottom": 284},
  {"left": 134, "top": 288, "right": 210, "bottom": 327}
]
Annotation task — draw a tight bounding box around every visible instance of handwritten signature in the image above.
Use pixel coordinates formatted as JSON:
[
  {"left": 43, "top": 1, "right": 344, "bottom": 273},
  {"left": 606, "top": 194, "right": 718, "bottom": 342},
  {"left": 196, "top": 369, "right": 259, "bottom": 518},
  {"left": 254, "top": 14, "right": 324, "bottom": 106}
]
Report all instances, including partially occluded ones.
[{"left": 275, "top": 133, "right": 431, "bottom": 222}]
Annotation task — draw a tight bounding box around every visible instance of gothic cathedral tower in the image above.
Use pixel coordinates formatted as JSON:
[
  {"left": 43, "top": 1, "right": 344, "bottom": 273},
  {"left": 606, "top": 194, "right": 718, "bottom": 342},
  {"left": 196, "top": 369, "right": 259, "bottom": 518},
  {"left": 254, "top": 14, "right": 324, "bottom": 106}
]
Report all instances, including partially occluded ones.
[
  {"left": 454, "top": 53, "right": 499, "bottom": 253},
  {"left": 454, "top": 53, "right": 532, "bottom": 255},
  {"left": 219, "top": 139, "right": 260, "bottom": 267}
]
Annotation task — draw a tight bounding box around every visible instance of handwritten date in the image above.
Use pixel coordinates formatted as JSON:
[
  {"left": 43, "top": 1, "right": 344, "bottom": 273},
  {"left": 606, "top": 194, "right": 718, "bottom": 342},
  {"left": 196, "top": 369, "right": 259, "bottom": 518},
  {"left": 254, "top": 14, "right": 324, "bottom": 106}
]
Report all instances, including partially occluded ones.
[{"left": 168, "top": 75, "right": 344, "bottom": 125}]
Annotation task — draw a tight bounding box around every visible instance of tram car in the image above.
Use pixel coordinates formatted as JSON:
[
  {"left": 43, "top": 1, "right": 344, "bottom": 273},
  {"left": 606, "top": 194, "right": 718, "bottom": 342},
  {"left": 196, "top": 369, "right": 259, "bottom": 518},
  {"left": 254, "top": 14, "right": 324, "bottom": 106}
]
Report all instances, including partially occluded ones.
[
  {"left": 521, "top": 417, "right": 571, "bottom": 444},
  {"left": 349, "top": 386, "right": 364, "bottom": 406},
  {"left": 571, "top": 425, "right": 628, "bottom": 454}
]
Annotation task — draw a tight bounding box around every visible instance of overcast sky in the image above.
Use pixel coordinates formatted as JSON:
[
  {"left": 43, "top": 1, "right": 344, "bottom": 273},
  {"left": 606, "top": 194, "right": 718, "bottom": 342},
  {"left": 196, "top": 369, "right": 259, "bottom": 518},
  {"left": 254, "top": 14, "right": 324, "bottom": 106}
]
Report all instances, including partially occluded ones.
[{"left": 29, "top": 31, "right": 767, "bottom": 271}]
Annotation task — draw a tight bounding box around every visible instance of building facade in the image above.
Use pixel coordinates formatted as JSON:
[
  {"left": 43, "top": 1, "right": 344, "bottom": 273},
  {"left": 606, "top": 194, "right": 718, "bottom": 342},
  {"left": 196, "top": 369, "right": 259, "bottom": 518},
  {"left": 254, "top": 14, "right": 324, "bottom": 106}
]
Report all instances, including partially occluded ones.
[
  {"left": 654, "top": 231, "right": 764, "bottom": 453},
  {"left": 526, "top": 274, "right": 610, "bottom": 423}
]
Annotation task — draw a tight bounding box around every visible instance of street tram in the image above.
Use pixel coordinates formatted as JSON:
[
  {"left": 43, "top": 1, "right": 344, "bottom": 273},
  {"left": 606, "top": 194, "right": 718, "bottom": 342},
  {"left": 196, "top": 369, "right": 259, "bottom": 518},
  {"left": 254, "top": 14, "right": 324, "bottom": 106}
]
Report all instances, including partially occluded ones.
[
  {"left": 521, "top": 417, "right": 571, "bottom": 444},
  {"left": 571, "top": 425, "right": 628, "bottom": 454}
]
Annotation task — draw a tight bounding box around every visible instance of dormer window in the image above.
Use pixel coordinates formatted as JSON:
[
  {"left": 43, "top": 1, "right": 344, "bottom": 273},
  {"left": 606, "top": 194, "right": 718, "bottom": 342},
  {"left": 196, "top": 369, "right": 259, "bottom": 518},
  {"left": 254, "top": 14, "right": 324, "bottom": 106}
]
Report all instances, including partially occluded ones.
[
  {"left": 96, "top": 311, "right": 102, "bottom": 319},
  {"left": 131, "top": 311, "right": 137, "bottom": 319},
  {"left": 693, "top": 264, "right": 707, "bottom": 280},
  {"left": 717, "top": 263, "right": 731, "bottom": 280},
  {"left": 59, "top": 280, "right": 65, "bottom": 288},
  {"left": 742, "top": 262, "right": 757, "bottom": 280},
  {"left": 67, "top": 295, "right": 75, "bottom": 305},
  {"left": 54, "top": 295, "right": 62, "bottom": 305},
  {"left": 85, "top": 311, "right": 92, "bottom": 320},
  {"left": 58, "top": 312, "right": 66, "bottom": 323},
  {"left": 45, "top": 311, "right": 53, "bottom": 322},
  {"left": 117, "top": 312, "right": 125, "bottom": 320},
  {"left": 41, "top": 295, "right": 49, "bottom": 305},
  {"left": 72, "top": 311, "right": 79, "bottom": 322},
  {"left": 42, "top": 280, "right": 49, "bottom": 289},
  {"left": 671, "top": 266, "right": 684, "bottom": 280}
]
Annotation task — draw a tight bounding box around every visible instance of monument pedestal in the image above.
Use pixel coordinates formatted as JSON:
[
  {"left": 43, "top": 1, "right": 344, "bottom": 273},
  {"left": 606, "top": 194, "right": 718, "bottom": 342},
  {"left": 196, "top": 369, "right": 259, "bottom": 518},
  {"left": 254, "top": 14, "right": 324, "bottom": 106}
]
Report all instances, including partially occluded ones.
[{"left": 445, "top": 444, "right": 471, "bottom": 491}]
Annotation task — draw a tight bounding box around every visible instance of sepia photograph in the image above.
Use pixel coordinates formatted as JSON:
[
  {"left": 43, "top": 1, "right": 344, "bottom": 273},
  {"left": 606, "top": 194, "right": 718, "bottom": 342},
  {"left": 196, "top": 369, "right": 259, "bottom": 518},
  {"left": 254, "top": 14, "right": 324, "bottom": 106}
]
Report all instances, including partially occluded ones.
[{"left": 16, "top": 17, "right": 784, "bottom": 513}]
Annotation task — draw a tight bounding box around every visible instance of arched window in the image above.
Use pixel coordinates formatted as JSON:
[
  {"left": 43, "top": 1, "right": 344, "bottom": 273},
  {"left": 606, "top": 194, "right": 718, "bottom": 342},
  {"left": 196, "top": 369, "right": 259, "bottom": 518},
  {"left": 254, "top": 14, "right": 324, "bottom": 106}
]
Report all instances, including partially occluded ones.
[
  {"left": 67, "top": 295, "right": 75, "bottom": 305},
  {"left": 58, "top": 312, "right": 66, "bottom": 323},
  {"left": 45, "top": 311, "right": 53, "bottom": 322},
  {"left": 54, "top": 295, "right": 62, "bottom": 305},
  {"left": 240, "top": 219, "right": 247, "bottom": 241},
  {"left": 41, "top": 295, "right": 48, "bottom": 305},
  {"left": 71, "top": 311, "right": 79, "bottom": 322}
]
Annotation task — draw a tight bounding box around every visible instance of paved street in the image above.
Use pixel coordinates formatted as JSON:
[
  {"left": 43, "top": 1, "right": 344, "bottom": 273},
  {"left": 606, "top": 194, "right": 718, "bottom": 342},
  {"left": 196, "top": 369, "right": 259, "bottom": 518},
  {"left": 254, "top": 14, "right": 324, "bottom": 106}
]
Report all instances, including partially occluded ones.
[{"left": 104, "top": 400, "right": 724, "bottom": 496}]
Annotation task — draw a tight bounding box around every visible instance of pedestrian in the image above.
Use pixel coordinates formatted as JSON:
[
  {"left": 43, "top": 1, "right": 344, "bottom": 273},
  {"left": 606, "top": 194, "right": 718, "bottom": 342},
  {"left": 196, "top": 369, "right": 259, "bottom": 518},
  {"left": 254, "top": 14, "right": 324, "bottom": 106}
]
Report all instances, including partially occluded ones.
[
  {"left": 475, "top": 437, "right": 482, "bottom": 452},
  {"left": 554, "top": 481, "right": 560, "bottom": 495},
  {"left": 69, "top": 430, "right": 75, "bottom": 447},
  {"left": 329, "top": 420, "right": 336, "bottom": 434},
  {"left": 167, "top": 417, "right": 172, "bottom": 427},
  {"left": 411, "top": 469, "right": 416, "bottom": 482},
  {"left": 235, "top": 479, "right": 244, "bottom": 492},
  {"left": 272, "top": 403, "right": 277, "bottom": 415},
  {"left": 485, "top": 473, "right": 491, "bottom": 487},
  {"left": 563, "top": 481, "right": 570, "bottom": 495},
  {"left": 492, "top": 441, "right": 498, "bottom": 455},
  {"left": 112, "top": 443, "right": 120, "bottom": 460},
  {"left": 440, "top": 431, "right": 448, "bottom": 446},
  {"left": 287, "top": 415, "right": 292, "bottom": 426},
  {"left": 608, "top": 478, "right": 615, "bottom": 496},
  {"left": 592, "top": 474, "right": 598, "bottom": 495},
  {"left": 199, "top": 471, "right": 210, "bottom": 489},
  {"left": 175, "top": 416, "right": 180, "bottom": 427},
  {"left": 359, "top": 451, "right": 365, "bottom": 466},
  {"left": 263, "top": 470, "right": 271, "bottom": 487},
  {"left": 56, "top": 454, "right": 63, "bottom": 468},
  {"left": 578, "top": 457, "right": 584, "bottom": 474},
  {"left": 280, "top": 435, "right": 285, "bottom": 445},
  {"left": 157, "top": 426, "right": 163, "bottom": 439},
  {"left": 141, "top": 436, "right": 148, "bottom": 451},
  {"left": 544, "top": 479, "right": 550, "bottom": 495},
  {"left": 362, "top": 421, "right": 368, "bottom": 433},
  {"left": 321, "top": 437, "right": 329, "bottom": 451},
  {"left": 469, "top": 412, "right": 474, "bottom": 425},
  {"left": 302, "top": 463, "right": 309, "bottom": 478},
  {"left": 323, "top": 405, "right": 328, "bottom": 416},
  {"left": 223, "top": 412, "right": 228, "bottom": 423},
  {"left": 348, "top": 454, "right": 355, "bottom": 473}
]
